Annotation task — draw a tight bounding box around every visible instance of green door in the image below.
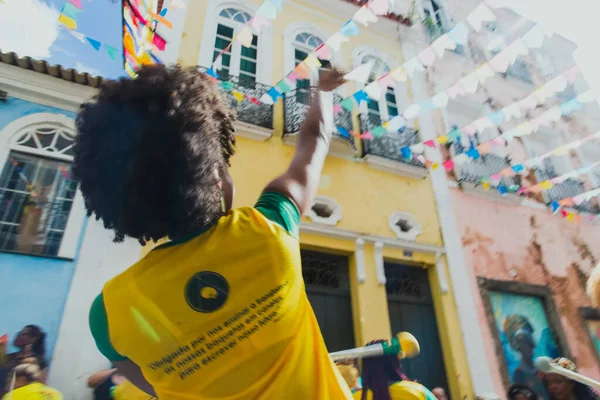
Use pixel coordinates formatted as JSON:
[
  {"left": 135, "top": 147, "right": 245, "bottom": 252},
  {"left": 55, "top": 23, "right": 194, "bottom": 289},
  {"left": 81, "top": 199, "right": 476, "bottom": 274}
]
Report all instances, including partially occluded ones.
[
  {"left": 385, "top": 262, "right": 449, "bottom": 392},
  {"left": 301, "top": 249, "right": 355, "bottom": 352}
]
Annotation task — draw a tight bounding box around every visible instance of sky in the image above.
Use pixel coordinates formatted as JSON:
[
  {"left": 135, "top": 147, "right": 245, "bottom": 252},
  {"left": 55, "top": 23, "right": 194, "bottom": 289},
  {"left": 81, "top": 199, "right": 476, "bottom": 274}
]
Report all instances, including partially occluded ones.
[
  {"left": 0, "top": 0, "right": 124, "bottom": 79},
  {"left": 0, "top": 0, "right": 599, "bottom": 97}
]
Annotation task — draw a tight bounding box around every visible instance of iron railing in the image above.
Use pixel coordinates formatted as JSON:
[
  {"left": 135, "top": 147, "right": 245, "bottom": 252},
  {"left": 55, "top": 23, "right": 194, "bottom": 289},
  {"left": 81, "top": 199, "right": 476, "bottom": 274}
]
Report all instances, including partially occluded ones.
[
  {"left": 283, "top": 87, "right": 355, "bottom": 147},
  {"left": 536, "top": 160, "right": 598, "bottom": 213},
  {"left": 453, "top": 141, "right": 518, "bottom": 188},
  {"left": 216, "top": 73, "right": 274, "bottom": 130},
  {"left": 360, "top": 114, "right": 425, "bottom": 167}
]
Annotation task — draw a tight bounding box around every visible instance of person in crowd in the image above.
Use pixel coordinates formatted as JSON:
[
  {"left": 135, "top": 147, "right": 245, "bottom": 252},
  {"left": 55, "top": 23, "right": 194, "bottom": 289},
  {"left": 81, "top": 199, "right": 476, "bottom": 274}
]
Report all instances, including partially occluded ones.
[
  {"left": 432, "top": 387, "right": 448, "bottom": 400},
  {"left": 352, "top": 339, "right": 436, "bottom": 400},
  {"left": 1, "top": 363, "right": 61, "bottom": 400},
  {"left": 77, "top": 64, "right": 350, "bottom": 398},
  {"left": 88, "top": 367, "right": 157, "bottom": 400},
  {"left": 507, "top": 383, "right": 538, "bottom": 400},
  {"left": 541, "top": 357, "right": 600, "bottom": 400},
  {"left": 335, "top": 360, "right": 362, "bottom": 394},
  {"left": 0, "top": 326, "right": 47, "bottom": 397}
]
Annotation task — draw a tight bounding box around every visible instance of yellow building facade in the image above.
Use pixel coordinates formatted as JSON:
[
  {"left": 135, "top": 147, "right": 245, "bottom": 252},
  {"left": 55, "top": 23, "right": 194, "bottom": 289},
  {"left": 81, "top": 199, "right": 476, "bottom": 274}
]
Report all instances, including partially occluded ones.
[{"left": 143, "top": 0, "right": 475, "bottom": 397}]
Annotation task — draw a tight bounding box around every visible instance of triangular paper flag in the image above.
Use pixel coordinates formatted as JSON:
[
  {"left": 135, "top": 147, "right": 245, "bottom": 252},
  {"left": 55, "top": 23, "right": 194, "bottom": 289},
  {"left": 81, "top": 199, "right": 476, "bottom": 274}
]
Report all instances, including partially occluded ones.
[
  {"left": 475, "top": 64, "right": 495, "bottom": 84},
  {"left": 344, "top": 60, "right": 374, "bottom": 84},
  {"left": 563, "top": 65, "right": 580, "bottom": 83},
  {"left": 378, "top": 73, "right": 395, "bottom": 88},
  {"left": 232, "top": 91, "right": 244, "bottom": 103},
  {"left": 267, "top": 87, "right": 283, "bottom": 101},
  {"left": 105, "top": 45, "right": 120, "bottom": 61},
  {"left": 365, "top": 81, "right": 383, "bottom": 100},
  {"left": 534, "top": 86, "right": 554, "bottom": 104},
  {"left": 489, "top": 51, "right": 511, "bottom": 73},
  {"left": 460, "top": 123, "right": 477, "bottom": 136},
  {"left": 467, "top": 3, "right": 496, "bottom": 31},
  {"left": 578, "top": 91, "right": 595, "bottom": 103},
  {"left": 353, "top": 90, "right": 369, "bottom": 105},
  {"left": 361, "top": 132, "right": 374, "bottom": 140},
  {"left": 506, "top": 39, "right": 529, "bottom": 64},
  {"left": 206, "top": 67, "right": 218, "bottom": 79},
  {"left": 326, "top": 33, "right": 350, "bottom": 52},
  {"left": 432, "top": 92, "right": 449, "bottom": 109},
  {"left": 304, "top": 54, "right": 322, "bottom": 70},
  {"left": 502, "top": 103, "right": 522, "bottom": 121},
  {"left": 488, "top": 110, "right": 505, "bottom": 126},
  {"left": 403, "top": 58, "right": 424, "bottom": 76},
  {"left": 251, "top": 14, "right": 270, "bottom": 34},
  {"left": 295, "top": 63, "right": 311, "bottom": 79},
  {"left": 448, "top": 23, "right": 469, "bottom": 45},
  {"left": 68, "top": 30, "right": 86, "bottom": 43},
  {"left": 58, "top": 14, "right": 77, "bottom": 29},
  {"left": 418, "top": 47, "right": 436, "bottom": 67},
  {"left": 403, "top": 104, "right": 421, "bottom": 119},
  {"left": 386, "top": 116, "right": 405, "bottom": 132},
  {"left": 271, "top": 0, "right": 283, "bottom": 12},
  {"left": 423, "top": 140, "right": 435, "bottom": 148},
  {"left": 260, "top": 93, "right": 274, "bottom": 105},
  {"left": 238, "top": 26, "right": 254, "bottom": 48},
  {"left": 486, "top": 36, "right": 505, "bottom": 51},
  {"left": 86, "top": 37, "right": 102, "bottom": 51},
  {"left": 315, "top": 44, "right": 333, "bottom": 61},
  {"left": 337, "top": 126, "right": 350, "bottom": 138},
  {"left": 478, "top": 142, "right": 492, "bottom": 154},
  {"left": 340, "top": 20, "right": 360, "bottom": 37},
  {"left": 411, "top": 143, "right": 425, "bottom": 154},
  {"left": 68, "top": 0, "right": 83, "bottom": 9},
  {"left": 431, "top": 34, "right": 457, "bottom": 58},
  {"left": 169, "top": 0, "right": 186, "bottom": 9},
  {"left": 443, "top": 160, "right": 455, "bottom": 171},
  {"left": 473, "top": 117, "right": 493, "bottom": 132},
  {"left": 368, "top": 0, "right": 389, "bottom": 15},
  {"left": 519, "top": 94, "right": 538, "bottom": 110},
  {"left": 542, "top": 106, "right": 562, "bottom": 123},
  {"left": 218, "top": 81, "right": 234, "bottom": 91},
  {"left": 257, "top": 1, "right": 277, "bottom": 20},
  {"left": 459, "top": 72, "right": 479, "bottom": 93},
  {"left": 371, "top": 126, "right": 386, "bottom": 138},
  {"left": 522, "top": 26, "right": 546, "bottom": 49},
  {"left": 333, "top": 104, "right": 343, "bottom": 115},
  {"left": 437, "top": 135, "right": 449, "bottom": 144},
  {"left": 353, "top": 5, "right": 378, "bottom": 27},
  {"left": 446, "top": 83, "right": 465, "bottom": 99},
  {"left": 277, "top": 79, "right": 291, "bottom": 94},
  {"left": 61, "top": 2, "right": 82, "bottom": 19},
  {"left": 401, "top": 146, "right": 412, "bottom": 159},
  {"left": 153, "top": 33, "right": 167, "bottom": 51},
  {"left": 340, "top": 98, "right": 355, "bottom": 111},
  {"left": 390, "top": 66, "right": 408, "bottom": 82}
]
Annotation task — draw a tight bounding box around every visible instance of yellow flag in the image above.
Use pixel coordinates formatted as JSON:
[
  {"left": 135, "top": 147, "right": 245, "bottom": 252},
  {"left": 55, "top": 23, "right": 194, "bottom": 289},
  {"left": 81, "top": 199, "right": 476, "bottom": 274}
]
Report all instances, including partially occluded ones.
[
  {"left": 483, "top": 181, "right": 490, "bottom": 191},
  {"left": 566, "top": 213, "right": 575, "bottom": 222},
  {"left": 232, "top": 91, "right": 244, "bottom": 102},
  {"left": 539, "top": 180, "right": 554, "bottom": 190},
  {"left": 436, "top": 135, "right": 449, "bottom": 144},
  {"left": 58, "top": 14, "right": 77, "bottom": 30},
  {"left": 304, "top": 54, "right": 322, "bottom": 70},
  {"left": 432, "top": 163, "right": 440, "bottom": 170}
]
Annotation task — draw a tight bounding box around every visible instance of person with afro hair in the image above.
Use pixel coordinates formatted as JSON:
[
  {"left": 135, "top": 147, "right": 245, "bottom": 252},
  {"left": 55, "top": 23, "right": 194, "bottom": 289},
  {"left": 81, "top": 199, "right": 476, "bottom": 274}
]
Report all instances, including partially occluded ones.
[{"left": 78, "top": 64, "right": 350, "bottom": 399}]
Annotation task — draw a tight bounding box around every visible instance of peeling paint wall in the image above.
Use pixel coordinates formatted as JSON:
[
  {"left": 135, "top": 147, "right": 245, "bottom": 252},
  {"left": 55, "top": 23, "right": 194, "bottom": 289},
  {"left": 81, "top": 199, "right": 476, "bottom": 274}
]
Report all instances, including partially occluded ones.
[{"left": 451, "top": 188, "right": 600, "bottom": 395}]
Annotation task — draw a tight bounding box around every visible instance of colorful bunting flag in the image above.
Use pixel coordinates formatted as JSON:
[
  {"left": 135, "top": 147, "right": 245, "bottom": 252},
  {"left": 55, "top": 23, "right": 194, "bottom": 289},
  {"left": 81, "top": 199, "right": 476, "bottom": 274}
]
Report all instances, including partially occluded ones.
[
  {"left": 105, "top": 45, "right": 120, "bottom": 61},
  {"left": 431, "top": 34, "right": 457, "bottom": 58},
  {"left": 315, "top": 44, "right": 333, "bottom": 61},
  {"left": 344, "top": 60, "right": 375, "bottom": 84},
  {"left": 401, "top": 147, "right": 412, "bottom": 159},
  {"left": 340, "top": 20, "right": 360, "bottom": 37},
  {"left": 86, "top": 37, "right": 102, "bottom": 51},
  {"left": 353, "top": 90, "right": 369, "bottom": 105},
  {"left": 337, "top": 126, "right": 350, "bottom": 138},
  {"left": 58, "top": 14, "right": 77, "bottom": 29},
  {"left": 61, "top": 2, "right": 82, "bottom": 19},
  {"left": 340, "top": 98, "right": 355, "bottom": 112},
  {"left": 403, "top": 104, "right": 421, "bottom": 119},
  {"left": 258, "top": 1, "right": 277, "bottom": 20},
  {"left": 448, "top": 23, "right": 469, "bottom": 45},
  {"left": 232, "top": 91, "right": 244, "bottom": 102},
  {"left": 353, "top": 5, "right": 378, "bottom": 27},
  {"left": 68, "top": 0, "right": 83, "bottom": 9},
  {"left": 371, "top": 126, "right": 386, "bottom": 138},
  {"left": 365, "top": 82, "right": 383, "bottom": 100},
  {"left": 418, "top": 47, "right": 436, "bottom": 67},
  {"left": 466, "top": 3, "right": 496, "bottom": 31},
  {"left": 325, "top": 33, "right": 349, "bottom": 52},
  {"left": 368, "top": 0, "right": 389, "bottom": 15}
]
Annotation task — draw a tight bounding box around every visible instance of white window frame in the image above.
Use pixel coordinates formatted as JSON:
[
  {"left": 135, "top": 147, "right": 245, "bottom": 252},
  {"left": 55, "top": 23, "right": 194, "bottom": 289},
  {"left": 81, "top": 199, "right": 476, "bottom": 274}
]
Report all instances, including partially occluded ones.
[
  {"left": 388, "top": 211, "right": 422, "bottom": 242},
  {"left": 307, "top": 196, "right": 342, "bottom": 226},
  {"left": 0, "top": 113, "right": 86, "bottom": 259},
  {"left": 417, "top": 0, "right": 450, "bottom": 31},
  {"left": 353, "top": 46, "right": 403, "bottom": 123},
  {"left": 198, "top": 0, "right": 273, "bottom": 84},
  {"left": 283, "top": 22, "right": 343, "bottom": 85}
]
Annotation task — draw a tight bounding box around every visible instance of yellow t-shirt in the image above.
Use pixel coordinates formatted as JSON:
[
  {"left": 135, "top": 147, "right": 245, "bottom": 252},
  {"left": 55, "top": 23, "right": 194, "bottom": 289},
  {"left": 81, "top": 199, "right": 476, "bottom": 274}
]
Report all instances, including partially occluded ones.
[
  {"left": 352, "top": 381, "right": 436, "bottom": 400},
  {"left": 97, "top": 204, "right": 352, "bottom": 400},
  {"left": 2, "top": 382, "right": 63, "bottom": 400},
  {"left": 112, "top": 381, "right": 156, "bottom": 400}
]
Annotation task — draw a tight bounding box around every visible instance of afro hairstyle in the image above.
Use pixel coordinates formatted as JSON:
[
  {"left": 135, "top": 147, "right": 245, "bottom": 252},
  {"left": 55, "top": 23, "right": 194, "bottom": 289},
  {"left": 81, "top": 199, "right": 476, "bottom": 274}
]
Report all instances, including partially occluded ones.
[{"left": 73, "top": 64, "right": 236, "bottom": 244}]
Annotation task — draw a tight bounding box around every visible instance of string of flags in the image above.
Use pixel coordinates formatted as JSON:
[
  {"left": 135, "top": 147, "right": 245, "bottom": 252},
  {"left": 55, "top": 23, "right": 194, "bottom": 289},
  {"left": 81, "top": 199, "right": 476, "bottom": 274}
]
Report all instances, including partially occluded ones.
[
  {"left": 255, "top": 0, "right": 393, "bottom": 105},
  {"left": 207, "top": 0, "right": 284, "bottom": 80},
  {"left": 124, "top": 0, "right": 182, "bottom": 76}
]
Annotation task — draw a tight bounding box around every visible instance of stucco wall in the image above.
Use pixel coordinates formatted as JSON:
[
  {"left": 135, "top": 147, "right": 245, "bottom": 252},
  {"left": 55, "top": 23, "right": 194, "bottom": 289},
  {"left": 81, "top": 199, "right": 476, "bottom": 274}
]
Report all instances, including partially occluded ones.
[
  {"left": 0, "top": 97, "right": 82, "bottom": 362},
  {"left": 451, "top": 188, "right": 600, "bottom": 396}
]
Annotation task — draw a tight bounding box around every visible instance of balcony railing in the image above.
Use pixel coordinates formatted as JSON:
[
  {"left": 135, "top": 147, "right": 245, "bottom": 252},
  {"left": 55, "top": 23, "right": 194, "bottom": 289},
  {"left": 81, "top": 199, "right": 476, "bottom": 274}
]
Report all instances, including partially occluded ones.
[
  {"left": 215, "top": 73, "right": 274, "bottom": 130},
  {"left": 360, "top": 114, "right": 425, "bottom": 167},
  {"left": 536, "top": 161, "right": 599, "bottom": 214},
  {"left": 283, "top": 87, "right": 355, "bottom": 147},
  {"left": 453, "top": 142, "right": 518, "bottom": 188}
]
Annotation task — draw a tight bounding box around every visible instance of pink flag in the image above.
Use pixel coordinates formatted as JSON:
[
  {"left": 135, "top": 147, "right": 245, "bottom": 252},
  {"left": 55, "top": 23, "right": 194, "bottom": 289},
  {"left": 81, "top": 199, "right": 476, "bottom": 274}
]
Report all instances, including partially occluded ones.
[
  {"left": 333, "top": 104, "right": 343, "bottom": 115},
  {"left": 443, "top": 160, "right": 455, "bottom": 171},
  {"left": 490, "top": 137, "right": 505, "bottom": 145},
  {"left": 287, "top": 71, "right": 299, "bottom": 83},
  {"left": 423, "top": 140, "right": 436, "bottom": 148},
  {"left": 153, "top": 34, "right": 167, "bottom": 51},
  {"left": 68, "top": 0, "right": 83, "bottom": 9},
  {"left": 478, "top": 142, "right": 492, "bottom": 154},
  {"left": 361, "top": 132, "right": 374, "bottom": 140},
  {"left": 250, "top": 14, "right": 270, "bottom": 34},
  {"left": 563, "top": 65, "right": 580, "bottom": 83},
  {"left": 315, "top": 44, "right": 333, "bottom": 61}
]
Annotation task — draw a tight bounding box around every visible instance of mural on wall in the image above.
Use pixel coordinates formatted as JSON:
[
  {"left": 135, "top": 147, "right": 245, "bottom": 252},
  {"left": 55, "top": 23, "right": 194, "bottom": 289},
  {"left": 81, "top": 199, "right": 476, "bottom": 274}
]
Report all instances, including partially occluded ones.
[{"left": 490, "top": 291, "right": 560, "bottom": 399}]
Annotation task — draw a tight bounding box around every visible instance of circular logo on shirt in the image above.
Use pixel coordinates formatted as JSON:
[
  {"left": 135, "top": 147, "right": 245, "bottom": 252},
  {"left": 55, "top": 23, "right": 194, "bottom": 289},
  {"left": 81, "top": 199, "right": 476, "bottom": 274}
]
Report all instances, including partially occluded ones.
[{"left": 185, "top": 271, "right": 229, "bottom": 313}]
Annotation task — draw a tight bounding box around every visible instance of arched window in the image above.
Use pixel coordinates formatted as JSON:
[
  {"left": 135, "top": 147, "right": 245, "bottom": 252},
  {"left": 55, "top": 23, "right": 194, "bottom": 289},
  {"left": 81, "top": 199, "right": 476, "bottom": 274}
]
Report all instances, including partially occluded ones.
[
  {"left": 362, "top": 55, "right": 399, "bottom": 126},
  {"left": 0, "top": 114, "right": 83, "bottom": 258},
  {"left": 293, "top": 32, "right": 329, "bottom": 104},
  {"left": 213, "top": 7, "right": 258, "bottom": 85}
]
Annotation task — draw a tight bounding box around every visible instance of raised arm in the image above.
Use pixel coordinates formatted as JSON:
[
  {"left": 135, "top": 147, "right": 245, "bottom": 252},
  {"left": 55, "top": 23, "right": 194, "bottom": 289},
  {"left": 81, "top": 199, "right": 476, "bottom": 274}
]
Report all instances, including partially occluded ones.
[{"left": 264, "top": 69, "right": 346, "bottom": 215}]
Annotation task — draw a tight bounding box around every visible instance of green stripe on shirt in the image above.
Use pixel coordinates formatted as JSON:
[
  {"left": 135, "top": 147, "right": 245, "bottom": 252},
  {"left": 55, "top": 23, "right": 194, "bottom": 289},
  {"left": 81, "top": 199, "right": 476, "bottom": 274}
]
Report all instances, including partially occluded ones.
[{"left": 89, "top": 191, "right": 301, "bottom": 362}]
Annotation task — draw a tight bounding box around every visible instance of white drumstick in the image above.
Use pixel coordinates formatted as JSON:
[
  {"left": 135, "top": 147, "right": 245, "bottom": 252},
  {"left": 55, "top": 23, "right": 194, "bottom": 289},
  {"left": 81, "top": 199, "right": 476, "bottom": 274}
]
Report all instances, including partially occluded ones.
[
  {"left": 535, "top": 357, "right": 600, "bottom": 390},
  {"left": 329, "top": 332, "right": 420, "bottom": 361}
]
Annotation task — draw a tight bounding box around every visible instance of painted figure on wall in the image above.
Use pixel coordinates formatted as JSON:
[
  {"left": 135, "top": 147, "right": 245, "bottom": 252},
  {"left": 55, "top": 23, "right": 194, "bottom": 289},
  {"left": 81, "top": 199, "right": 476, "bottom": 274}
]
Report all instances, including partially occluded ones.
[{"left": 491, "top": 292, "right": 560, "bottom": 400}]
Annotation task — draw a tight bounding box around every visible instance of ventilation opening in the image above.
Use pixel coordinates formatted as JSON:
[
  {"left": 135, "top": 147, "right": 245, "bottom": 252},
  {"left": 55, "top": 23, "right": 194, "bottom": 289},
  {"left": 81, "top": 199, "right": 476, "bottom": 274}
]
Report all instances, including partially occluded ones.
[
  {"left": 395, "top": 218, "right": 413, "bottom": 233},
  {"left": 312, "top": 202, "right": 335, "bottom": 219}
]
